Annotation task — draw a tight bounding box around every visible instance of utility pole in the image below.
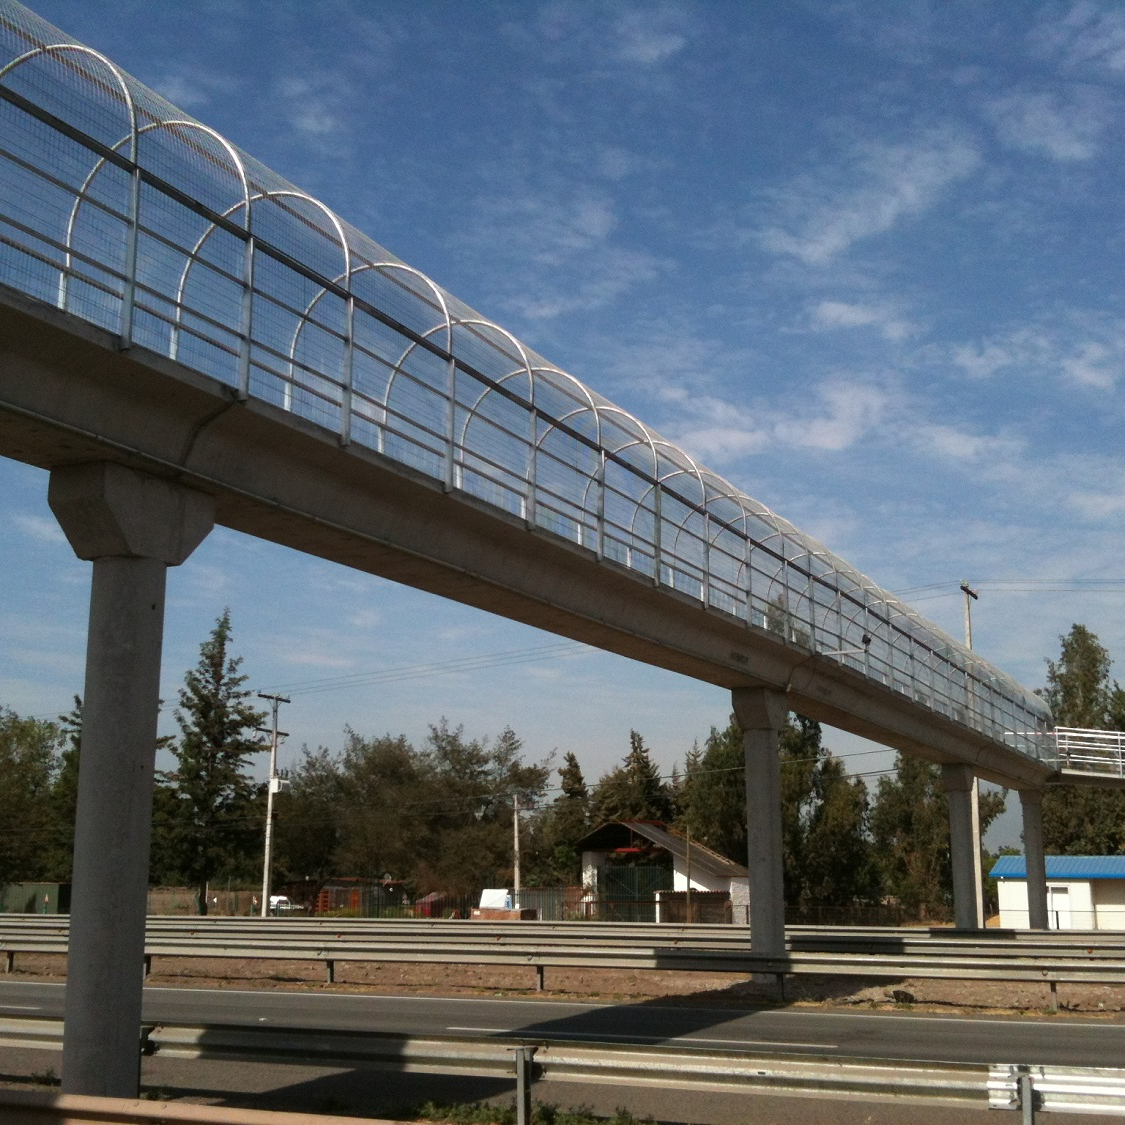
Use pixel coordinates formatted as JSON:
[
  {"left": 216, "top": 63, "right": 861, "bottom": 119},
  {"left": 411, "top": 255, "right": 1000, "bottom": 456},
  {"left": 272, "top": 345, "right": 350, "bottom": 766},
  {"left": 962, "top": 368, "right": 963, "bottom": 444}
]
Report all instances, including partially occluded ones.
[
  {"left": 512, "top": 794, "right": 521, "bottom": 911},
  {"left": 960, "top": 582, "right": 985, "bottom": 928},
  {"left": 257, "top": 693, "right": 290, "bottom": 919}
]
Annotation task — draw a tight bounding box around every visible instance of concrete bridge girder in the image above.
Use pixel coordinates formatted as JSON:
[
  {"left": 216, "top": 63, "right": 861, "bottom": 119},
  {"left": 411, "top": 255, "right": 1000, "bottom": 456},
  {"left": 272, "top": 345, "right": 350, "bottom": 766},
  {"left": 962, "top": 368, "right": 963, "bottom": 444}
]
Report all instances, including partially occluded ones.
[{"left": 0, "top": 289, "right": 1053, "bottom": 792}]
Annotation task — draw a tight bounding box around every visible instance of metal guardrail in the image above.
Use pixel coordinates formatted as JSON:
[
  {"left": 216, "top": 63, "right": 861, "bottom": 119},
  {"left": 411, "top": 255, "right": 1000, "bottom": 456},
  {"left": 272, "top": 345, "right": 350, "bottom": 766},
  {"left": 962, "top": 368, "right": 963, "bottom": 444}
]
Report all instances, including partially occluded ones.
[
  {"left": 0, "top": 1016, "right": 1122, "bottom": 1119},
  {"left": 3, "top": 917, "right": 1125, "bottom": 1001}
]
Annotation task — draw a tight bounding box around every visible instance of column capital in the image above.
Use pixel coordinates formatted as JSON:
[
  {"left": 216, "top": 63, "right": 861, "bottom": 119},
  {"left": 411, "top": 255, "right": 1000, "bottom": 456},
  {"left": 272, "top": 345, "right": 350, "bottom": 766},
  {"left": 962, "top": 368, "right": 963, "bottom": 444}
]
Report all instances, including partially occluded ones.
[
  {"left": 49, "top": 462, "right": 213, "bottom": 565},
  {"left": 731, "top": 686, "right": 788, "bottom": 731},
  {"left": 942, "top": 762, "right": 975, "bottom": 792}
]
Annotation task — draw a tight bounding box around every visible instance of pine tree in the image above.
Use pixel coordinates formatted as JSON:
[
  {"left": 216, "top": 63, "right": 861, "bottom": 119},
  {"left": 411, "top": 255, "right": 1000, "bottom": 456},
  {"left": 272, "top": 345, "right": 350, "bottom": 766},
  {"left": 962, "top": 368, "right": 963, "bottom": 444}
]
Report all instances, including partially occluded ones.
[
  {"left": 164, "top": 610, "right": 266, "bottom": 914},
  {"left": 590, "top": 731, "right": 674, "bottom": 824}
]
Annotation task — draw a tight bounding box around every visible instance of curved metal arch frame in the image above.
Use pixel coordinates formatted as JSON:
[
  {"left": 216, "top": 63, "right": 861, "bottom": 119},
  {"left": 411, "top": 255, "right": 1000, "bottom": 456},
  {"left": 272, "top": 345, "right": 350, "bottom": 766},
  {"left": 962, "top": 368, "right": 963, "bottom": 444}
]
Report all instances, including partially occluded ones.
[
  {"left": 1, "top": 42, "right": 138, "bottom": 321},
  {"left": 0, "top": 9, "right": 1055, "bottom": 749}
]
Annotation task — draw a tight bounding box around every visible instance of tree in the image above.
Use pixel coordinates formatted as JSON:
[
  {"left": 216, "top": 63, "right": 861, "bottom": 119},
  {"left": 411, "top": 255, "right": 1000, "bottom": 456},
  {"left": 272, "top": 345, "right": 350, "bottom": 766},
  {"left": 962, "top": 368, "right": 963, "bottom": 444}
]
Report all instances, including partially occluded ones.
[
  {"left": 38, "top": 696, "right": 82, "bottom": 882},
  {"left": 869, "top": 755, "right": 1004, "bottom": 920},
  {"left": 162, "top": 610, "right": 266, "bottom": 914},
  {"left": 525, "top": 751, "right": 590, "bottom": 885},
  {"left": 589, "top": 731, "right": 675, "bottom": 825},
  {"left": 1042, "top": 624, "right": 1125, "bottom": 854},
  {"left": 414, "top": 721, "right": 551, "bottom": 894},
  {"left": 0, "top": 704, "right": 63, "bottom": 886},
  {"left": 678, "top": 721, "right": 745, "bottom": 863}
]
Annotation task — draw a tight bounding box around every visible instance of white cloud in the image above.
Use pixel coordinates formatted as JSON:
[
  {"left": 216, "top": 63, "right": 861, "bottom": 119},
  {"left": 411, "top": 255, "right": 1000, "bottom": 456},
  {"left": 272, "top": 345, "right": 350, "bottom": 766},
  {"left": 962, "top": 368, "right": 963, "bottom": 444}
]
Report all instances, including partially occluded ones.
[
  {"left": 811, "top": 300, "right": 915, "bottom": 341},
  {"left": 950, "top": 319, "right": 1125, "bottom": 390},
  {"left": 988, "top": 87, "right": 1109, "bottom": 161},
  {"left": 1031, "top": 2, "right": 1125, "bottom": 76},
  {"left": 613, "top": 9, "right": 688, "bottom": 64},
  {"left": 11, "top": 514, "right": 66, "bottom": 544},
  {"left": 912, "top": 423, "right": 1026, "bottom": 465},
  {"left": 774, "top": 382, "right": 887, "bottom": 452},
  {"left": 757, "top": 130, "right": 981, "bottom": 265},
  {"left": 1061, "top": 341, "right": 1120, "bottom": 390}
]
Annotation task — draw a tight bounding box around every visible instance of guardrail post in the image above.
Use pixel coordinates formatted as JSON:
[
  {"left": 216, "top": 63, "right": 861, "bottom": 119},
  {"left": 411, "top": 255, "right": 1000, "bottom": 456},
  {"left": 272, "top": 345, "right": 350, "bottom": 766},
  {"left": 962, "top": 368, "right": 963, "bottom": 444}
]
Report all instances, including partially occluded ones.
[
  {"left": 4, "top": 951, "right": 12, "bottom": 974},
  {"left": 326, "top": 960, "right": 335, "bottom": 984},
  {"left": 1019, "top": 1069, "right": 1036, "bottom": 1124},
  {"left": 1048, "top": 981, "right": 1058, "bottom": 1013},
  {"left": 535, "top": 964, "right": 544, "bottom": 991},
  {"left": 512, "top": 1045, "right": 537, "bottom": 1125},
  {"left": 143, "top": 955, "right": 151, "bottom": 980}
]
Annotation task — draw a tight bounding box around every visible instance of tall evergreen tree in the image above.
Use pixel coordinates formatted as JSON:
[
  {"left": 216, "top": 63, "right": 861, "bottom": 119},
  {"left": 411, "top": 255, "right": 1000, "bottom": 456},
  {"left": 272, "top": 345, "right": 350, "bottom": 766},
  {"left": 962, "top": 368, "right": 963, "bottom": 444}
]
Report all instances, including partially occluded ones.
[
  {"left": 679, "top": 721, "right": 745, "bottom": 862},
  {"left": 525, "top": 751, "right": 590, "bottom": 884},
  {"left": 590, "top": 730, "right": 674, "bottom": 824},
  {"left": 163, "top": 610, "right": 266, "bottom": 914},
  {"left": 1042, "top": 624, "right": 1125, "bottom": 854}
]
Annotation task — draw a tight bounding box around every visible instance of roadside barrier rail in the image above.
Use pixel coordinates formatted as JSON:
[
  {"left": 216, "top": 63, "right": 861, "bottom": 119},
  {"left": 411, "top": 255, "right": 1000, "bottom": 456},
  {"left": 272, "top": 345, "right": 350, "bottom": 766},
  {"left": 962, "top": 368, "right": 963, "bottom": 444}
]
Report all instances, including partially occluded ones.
[
  {"left": 2, "top": 917, "right": 1125, "bottom": 1003},
  {"left": 0, "top": 1016, "right": 1121, "bottom": 1120}
]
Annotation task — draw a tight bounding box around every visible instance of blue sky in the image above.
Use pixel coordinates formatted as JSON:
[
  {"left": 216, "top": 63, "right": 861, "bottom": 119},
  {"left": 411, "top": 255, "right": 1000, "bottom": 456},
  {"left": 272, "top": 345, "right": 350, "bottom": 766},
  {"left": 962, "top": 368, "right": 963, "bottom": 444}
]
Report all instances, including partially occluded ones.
[{"left": 3, "top": 1, "right": 1125, "bottom": 846}]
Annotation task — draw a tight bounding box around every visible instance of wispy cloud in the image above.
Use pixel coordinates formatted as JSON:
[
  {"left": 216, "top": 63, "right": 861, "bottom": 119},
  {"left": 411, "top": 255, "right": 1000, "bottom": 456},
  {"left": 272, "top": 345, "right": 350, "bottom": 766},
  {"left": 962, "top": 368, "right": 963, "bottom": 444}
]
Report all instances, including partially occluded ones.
[
  {"left": 987, "top": 86, "right": 1109, "bottom": 161},
  {"left": 613, "top": 8, "right": 689, "bottom": 65},
  {"left": 757, "top": 130, "right": 981, "bottom": 265},
  {"left": 950, "top": 317, "right": 1125, "bottom": 390},
  {"left": 774, "top": 381, "right": 887, "bottom": 452},
  {"left": 1031, "top": 2, "right": 1125, "bottom": 76},
  {"left": 811, "top": 300, "right": 916, "bottom": 341},
  {"left": 11, "top": 514, "right": 66, "bottom": 544},
  {"left": 465, "top": 185, "right": 669, "bottom": 320}
]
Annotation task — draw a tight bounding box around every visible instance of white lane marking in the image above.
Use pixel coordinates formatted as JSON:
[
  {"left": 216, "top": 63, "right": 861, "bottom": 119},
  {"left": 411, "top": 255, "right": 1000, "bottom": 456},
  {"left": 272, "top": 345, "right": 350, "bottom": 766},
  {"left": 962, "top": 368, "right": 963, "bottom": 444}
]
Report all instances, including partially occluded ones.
[
  {"left": 0, "top": 1004, "right": 41, "bottom": 1011},
  {"left": 143, "top": 986, "right": 607, "bottom": 1011},
  {"left": 446, "top": 1026, "right": 837, "bottom": 1050}
]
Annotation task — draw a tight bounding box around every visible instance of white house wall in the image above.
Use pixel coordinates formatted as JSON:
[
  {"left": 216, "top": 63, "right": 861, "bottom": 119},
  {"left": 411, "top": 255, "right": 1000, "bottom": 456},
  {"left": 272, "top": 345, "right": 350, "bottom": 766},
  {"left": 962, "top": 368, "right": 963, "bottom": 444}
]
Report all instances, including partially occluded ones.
[
  {"left": 997, "top": 878, "right": 1109, "bottom": 930},
  {"left": 1094, "top": 880, "right": 1125, "bottom": 930}
]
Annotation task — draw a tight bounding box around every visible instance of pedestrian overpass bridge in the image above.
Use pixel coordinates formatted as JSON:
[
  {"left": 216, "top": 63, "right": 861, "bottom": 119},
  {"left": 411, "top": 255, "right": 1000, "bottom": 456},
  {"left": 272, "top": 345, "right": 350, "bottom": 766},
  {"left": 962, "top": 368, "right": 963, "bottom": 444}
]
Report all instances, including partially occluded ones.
[{"left": 0, "top": 0, "right": 1120, "bottom": 1099}]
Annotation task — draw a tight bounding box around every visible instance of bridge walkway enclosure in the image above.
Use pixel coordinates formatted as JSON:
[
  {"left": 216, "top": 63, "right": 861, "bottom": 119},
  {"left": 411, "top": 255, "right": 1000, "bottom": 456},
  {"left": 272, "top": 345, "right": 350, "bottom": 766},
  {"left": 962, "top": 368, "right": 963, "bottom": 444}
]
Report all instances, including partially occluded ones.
[{"left": 0, "top": 0, "right": 1115, "bottom": 1098}]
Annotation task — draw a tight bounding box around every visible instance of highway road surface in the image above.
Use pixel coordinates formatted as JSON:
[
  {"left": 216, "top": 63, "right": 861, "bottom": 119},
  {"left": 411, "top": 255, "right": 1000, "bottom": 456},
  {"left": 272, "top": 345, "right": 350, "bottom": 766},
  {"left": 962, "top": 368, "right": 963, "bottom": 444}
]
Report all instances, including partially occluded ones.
[
  {"left": 1, "top": 981, "right": 1123, "bottom": 1123},
  {"left": 1, "top": 980, "right": 1122, "bottom": 1067}
]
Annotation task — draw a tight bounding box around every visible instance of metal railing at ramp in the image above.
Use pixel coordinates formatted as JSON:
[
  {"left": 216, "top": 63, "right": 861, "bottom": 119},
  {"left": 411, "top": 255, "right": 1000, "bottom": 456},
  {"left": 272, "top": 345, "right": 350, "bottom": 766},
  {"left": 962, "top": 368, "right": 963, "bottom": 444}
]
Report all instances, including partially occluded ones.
[{"left": 1057, "top": 728, "right": 1125, "bottom": 779}]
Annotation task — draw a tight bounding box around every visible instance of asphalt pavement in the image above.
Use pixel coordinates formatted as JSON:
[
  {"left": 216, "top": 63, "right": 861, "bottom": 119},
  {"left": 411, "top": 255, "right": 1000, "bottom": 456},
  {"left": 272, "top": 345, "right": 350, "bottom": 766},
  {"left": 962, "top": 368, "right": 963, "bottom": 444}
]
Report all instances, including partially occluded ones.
[{"left": 1, "top": 980, "right": 1124, "bottom": 1123}]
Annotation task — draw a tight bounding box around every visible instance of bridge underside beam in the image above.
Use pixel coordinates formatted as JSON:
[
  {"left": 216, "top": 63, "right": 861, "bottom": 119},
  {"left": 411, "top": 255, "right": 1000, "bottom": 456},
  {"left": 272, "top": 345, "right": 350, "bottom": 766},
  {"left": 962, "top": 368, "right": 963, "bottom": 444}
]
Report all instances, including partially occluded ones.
[{"left": 0, "top": 290, "right": 1054, "bottom": 790}]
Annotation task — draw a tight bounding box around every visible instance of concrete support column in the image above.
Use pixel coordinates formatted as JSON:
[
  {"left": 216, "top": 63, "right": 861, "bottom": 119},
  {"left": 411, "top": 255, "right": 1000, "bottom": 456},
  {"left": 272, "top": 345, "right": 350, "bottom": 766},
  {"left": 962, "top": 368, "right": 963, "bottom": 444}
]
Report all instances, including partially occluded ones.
[
  {"left": 49, "top": 463, "right": 213, "bottom": 1098},
  {"left": 1019, "top": 789, "right": 1049, "bottom": 930},
  {"left": 731, "top": 687, "right": 788, "bottom": 959},
  {"left": 942, "top": 763, "right": 984, "bottom": 929}
]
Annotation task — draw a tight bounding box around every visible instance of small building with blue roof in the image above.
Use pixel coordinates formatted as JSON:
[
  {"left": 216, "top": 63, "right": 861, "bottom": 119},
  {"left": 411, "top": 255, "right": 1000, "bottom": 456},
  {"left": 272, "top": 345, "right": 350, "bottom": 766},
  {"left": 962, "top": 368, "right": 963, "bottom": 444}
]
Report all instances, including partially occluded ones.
[{"left": 989, "top": 855, "right": 1125, "bottom": 930}]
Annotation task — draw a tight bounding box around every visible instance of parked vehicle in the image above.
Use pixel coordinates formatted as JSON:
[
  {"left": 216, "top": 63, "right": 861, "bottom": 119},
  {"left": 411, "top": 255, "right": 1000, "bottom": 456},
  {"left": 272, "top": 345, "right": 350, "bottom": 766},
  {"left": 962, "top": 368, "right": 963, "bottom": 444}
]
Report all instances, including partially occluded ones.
[{"left": 268, "top": 895, "right": 304, "bottom": 914}]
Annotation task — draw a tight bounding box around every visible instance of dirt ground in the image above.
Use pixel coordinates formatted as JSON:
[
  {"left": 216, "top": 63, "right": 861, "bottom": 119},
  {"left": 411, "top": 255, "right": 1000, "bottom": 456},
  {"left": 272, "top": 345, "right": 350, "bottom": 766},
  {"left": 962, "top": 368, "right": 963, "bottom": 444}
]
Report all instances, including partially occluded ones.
[{"left": 8, "top": 951, "right": 1125, "bottom": 1018}]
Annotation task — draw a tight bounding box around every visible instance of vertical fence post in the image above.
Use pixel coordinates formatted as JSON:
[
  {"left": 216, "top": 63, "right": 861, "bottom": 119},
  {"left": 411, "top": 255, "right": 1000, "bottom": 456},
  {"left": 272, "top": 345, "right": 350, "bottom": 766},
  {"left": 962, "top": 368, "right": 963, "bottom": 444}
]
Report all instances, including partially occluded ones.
[
  {"left": 340, "top": 295, "right": 355, "bottom": 445},
  {"left": 1019, "top": 1070, "right": 1036, "bottom": 1125},
  {"left": 119, "top": 166, "right": 141, "bottom": 348},
  {"left": 513, "top": 1045, "right": 536, "bottom": 1125},
  {"left": 237, "top": 234, "right": 255, "bottom": 401}
]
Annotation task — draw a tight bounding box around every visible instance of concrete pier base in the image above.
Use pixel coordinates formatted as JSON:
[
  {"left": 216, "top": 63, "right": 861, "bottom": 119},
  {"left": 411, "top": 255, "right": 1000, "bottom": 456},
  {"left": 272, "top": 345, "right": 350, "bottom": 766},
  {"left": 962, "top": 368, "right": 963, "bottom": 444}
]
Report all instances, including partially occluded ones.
[
  {"left": 1019, "top": 789, "right": 1049, "bottom": 930},
  {"left": 943, "top": 763, "right": 984, "bottom": 929},
  {"left": 49, "top": 463, "right": 212, "bottom": 1097},
  {"left": 732, "top": 687, "right": 788, "bottom": 960}
]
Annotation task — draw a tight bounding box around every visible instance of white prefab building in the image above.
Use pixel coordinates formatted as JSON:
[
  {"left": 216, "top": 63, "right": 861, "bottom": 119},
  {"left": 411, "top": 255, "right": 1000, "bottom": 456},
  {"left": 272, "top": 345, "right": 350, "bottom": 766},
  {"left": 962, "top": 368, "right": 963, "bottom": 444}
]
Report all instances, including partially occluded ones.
[{"left": 990, "top": 855, "right": 1125, "bottom": 930}]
